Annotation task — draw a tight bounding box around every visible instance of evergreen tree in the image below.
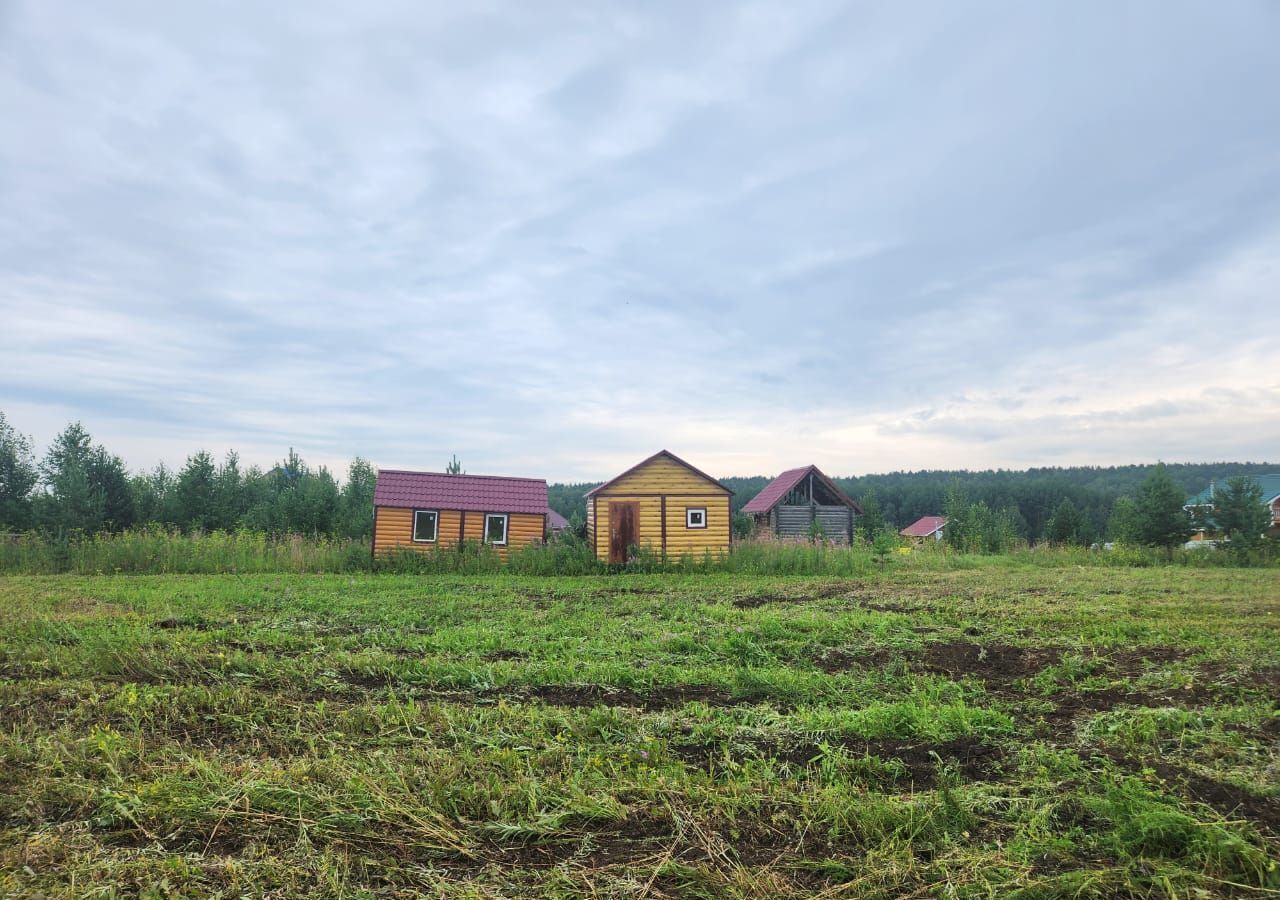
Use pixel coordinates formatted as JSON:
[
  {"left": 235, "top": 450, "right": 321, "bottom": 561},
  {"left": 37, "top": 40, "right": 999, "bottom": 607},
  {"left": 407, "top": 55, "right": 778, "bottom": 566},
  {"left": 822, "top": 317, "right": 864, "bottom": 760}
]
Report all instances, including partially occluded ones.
[
  {"left": 1215, "top": 476, "right": 1270, "bottom": 553},
  {"left": 175, "top": 451, "right": 217, "bottom": 531},
  {"left": 211, "top": 451, "right": 245, "bottom": 531},
  {"left": 87, "top": 446, "right": 135, "bottom": 530},
  {"left": 36, "top": 423, "right": 103, "bottom": 533},
  {"left": 1134, "top": 463, "right": 1192, "bottom": 553},
  {"left": 0, "top": 411, "right": 38, "bottom": 530},
  {"left": 445, "top": 454, "right": 464, "bottom": 475}
]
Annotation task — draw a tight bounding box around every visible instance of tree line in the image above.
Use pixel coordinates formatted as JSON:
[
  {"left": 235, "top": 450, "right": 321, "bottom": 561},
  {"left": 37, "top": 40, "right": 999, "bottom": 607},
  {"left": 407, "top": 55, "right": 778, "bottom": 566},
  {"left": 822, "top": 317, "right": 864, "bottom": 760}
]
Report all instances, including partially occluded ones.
[
  {"left": 0, "top": 412, "right": 374, "bottom": 538},
  {"left": 2, "top": 408, "right": 1274, "bottom": 550}
]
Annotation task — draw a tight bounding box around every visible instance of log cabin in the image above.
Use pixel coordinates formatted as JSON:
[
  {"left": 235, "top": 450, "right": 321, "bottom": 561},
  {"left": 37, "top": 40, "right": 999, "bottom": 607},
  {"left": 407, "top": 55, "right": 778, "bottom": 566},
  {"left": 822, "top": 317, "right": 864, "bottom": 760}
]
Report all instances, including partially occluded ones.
[
  {"left": 372, "top": 469, "right": 548, "bottom": 558},
  {"left": 742, "top": 465, "right": 862, "bottom": 543},
  {"left": 586, "top": 450, "right": 732, "bottom": 563}
]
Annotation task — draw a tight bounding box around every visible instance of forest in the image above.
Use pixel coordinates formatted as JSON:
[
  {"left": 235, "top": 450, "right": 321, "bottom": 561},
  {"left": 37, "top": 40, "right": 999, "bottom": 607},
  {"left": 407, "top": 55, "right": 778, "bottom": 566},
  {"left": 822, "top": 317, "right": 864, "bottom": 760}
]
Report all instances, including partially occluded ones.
[{"left": 2, "top": 409, "right": 1274, "bottom": 545}]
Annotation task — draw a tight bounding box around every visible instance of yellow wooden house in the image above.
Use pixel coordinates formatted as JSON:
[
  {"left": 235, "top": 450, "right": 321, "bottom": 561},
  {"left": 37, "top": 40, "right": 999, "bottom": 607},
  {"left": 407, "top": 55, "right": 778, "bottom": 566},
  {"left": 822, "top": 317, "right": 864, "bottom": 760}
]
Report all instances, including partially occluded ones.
[
  {"left": 585, "top": 450, "right": 733, "bottom": 563},
  {"left": 372, "top": 469, "right": 548, "bottom": 559}
]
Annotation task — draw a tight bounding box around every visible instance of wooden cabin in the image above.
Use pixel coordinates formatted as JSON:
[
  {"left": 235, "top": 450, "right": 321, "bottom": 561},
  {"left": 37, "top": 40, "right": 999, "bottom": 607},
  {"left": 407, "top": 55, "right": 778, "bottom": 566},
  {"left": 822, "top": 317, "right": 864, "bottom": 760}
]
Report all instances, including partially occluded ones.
[
  {"left": 742, "top": 465, "right": 862, "bottom": 544},
  {"left": 372, "top": 469, "right": 548, "bottom": 558},
  {"left": 585, "top": 450, "right": 733, "bottom": 563}
]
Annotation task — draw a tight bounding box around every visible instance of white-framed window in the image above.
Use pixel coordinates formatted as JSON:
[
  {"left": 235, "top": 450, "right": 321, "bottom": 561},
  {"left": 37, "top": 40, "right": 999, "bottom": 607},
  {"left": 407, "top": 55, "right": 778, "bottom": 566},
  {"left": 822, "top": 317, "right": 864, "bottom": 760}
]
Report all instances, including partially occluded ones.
[
  {"left": 686, "top": 507, "right": 707, "bottom": 529},
  {"left": 484, "top": 513, "right": 509, "bottom": 545},
  {"left": 412, "top": 509, "right": 439, "bottom": 542}
]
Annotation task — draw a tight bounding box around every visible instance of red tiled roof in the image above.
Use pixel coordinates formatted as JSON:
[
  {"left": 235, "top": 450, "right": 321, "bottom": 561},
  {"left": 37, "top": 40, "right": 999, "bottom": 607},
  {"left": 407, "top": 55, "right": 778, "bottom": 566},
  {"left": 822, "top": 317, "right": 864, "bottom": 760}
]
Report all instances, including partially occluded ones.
[
  {"left": 742, "top": 465, "right": 862, "bottom": 514},
  {"left": 546, "top": 508, "right": 570, "bottom": 530},
  {"left": 374, "top": 469, "right": 548, "bottom": 515},
  {"left": 900, "top": 516, "right": 946, "bottom": 537},
  {"left": 742, "top": 467, "right": 811, "bottom": 514}
]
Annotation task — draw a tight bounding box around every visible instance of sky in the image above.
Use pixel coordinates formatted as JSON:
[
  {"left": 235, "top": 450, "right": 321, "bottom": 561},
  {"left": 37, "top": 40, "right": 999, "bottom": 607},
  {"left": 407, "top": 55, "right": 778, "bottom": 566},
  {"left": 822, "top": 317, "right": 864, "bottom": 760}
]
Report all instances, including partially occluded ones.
[{"left": 2, "top": 1, "right": 1279, "bottom": 483}]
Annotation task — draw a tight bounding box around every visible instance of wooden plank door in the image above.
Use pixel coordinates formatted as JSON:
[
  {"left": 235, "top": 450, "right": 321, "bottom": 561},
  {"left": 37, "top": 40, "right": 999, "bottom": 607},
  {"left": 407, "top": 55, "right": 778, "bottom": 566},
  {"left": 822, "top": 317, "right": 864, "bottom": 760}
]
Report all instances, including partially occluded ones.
[{"left": 609, "top": 502, "right": 638, "bottom": 564}]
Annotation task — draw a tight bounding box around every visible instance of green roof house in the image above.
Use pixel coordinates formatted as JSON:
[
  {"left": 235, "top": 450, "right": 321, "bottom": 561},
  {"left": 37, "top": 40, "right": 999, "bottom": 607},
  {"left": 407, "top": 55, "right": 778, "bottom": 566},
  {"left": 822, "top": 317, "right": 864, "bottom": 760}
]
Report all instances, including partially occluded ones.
[{"left": 1184, "top": 474, "right": 1280, "bottom": 540}]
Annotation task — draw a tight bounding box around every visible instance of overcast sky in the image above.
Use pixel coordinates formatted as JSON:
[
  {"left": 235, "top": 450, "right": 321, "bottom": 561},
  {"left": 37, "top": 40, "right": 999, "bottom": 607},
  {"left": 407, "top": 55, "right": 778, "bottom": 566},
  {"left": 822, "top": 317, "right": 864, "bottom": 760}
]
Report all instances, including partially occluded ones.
[{"left": 2, "top": 2, "right": 1278, "bottom": 482}]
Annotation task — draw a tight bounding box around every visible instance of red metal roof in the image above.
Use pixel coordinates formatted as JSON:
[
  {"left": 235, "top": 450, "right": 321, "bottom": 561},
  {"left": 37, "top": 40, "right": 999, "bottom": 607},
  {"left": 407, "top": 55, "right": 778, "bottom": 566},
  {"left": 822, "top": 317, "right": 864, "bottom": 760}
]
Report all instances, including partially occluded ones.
[
  {"left": 546, "top": 508, "right": 570, "bottom": 530},
  {"left": 374, "top": 469, "right": 548, "bottom": 515},
  {"left": 742, "top": 465, "right": 862, "bottom": 514},
  {"left": 584, "top": 450, "right": 733, "bottom": 497},
  {"left": 900, "top": 516, "right": 946, "bottom": 537}
]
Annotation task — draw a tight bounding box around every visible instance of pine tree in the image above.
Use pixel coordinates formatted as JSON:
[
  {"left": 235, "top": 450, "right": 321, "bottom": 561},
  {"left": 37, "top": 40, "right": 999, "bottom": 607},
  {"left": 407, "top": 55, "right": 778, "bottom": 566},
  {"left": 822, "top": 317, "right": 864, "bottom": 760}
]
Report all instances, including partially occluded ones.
[
  {"left": 1215, "top": 476, "right": 1270, "bottom": 554},
  {"left": 1134, "top": 463, "right": 1192, "bottom": 554},
  {"left": 175, "top": 451, "right": 217, "bottom": 531}
]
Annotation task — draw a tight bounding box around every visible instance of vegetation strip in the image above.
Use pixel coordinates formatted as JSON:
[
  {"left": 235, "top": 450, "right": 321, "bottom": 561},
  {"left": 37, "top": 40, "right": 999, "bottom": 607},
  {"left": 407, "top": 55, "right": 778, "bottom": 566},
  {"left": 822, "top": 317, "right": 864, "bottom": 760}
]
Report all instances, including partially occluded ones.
[{"left": 1, "top": 567, "right": 1277, "bottom": 897}]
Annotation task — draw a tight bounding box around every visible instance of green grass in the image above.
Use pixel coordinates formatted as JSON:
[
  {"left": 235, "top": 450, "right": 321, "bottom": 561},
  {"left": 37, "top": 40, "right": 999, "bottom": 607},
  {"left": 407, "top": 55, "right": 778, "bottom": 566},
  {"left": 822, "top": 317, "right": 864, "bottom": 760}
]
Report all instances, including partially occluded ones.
[
  {"left": 4, "top": 528, "right": 1275, "bottom": 577},
  {"left": 1, "top": 566, "right": 1277, "bottom": 897}
]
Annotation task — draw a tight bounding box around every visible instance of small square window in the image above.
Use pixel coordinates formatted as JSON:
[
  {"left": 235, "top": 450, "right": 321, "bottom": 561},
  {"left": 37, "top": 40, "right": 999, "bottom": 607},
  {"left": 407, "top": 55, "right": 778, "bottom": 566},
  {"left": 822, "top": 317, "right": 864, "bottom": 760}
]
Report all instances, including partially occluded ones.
[
  {"left": 485, "top": 513, "right": 509, "bottom": 545},
  {"left": 412, "top": 510, "right": 438, "bottom": 542},
  {"left": 686, "top": 507, "right": 707, "bottom": 529}
]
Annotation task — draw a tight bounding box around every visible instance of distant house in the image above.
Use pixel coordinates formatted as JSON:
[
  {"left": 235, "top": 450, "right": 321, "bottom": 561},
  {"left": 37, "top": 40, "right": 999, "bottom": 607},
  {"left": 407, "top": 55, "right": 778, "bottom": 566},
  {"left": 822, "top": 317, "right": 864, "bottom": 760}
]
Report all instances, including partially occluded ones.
[
  {"left": 586, "top": 450, "right": 732, "bottom": 563},
  {"left": 900, "top": 516, "right": 947, "bottom": 542},
  {"left": 372, "top": 469, "right": 548, "bottom": 557},
  {"left": 1184, "top": 474, "right": 1280, "bottom": 541},
  {"left": 546, "top": 508, "right": 570, "bottom": 535},
  {"left": 742, "top": 464, "right": 862, "bottom": 544}
]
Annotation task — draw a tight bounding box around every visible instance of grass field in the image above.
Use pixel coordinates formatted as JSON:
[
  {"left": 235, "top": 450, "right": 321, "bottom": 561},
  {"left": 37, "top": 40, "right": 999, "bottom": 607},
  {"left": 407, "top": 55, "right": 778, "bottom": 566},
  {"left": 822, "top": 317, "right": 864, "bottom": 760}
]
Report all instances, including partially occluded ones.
[{"left": 1, "top": 569, "right": 1277, "bottom": 898}]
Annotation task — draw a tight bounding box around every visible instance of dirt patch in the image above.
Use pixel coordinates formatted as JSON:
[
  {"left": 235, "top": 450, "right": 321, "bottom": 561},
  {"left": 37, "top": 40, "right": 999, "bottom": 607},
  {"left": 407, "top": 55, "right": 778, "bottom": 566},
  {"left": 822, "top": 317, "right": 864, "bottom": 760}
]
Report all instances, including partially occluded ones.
[
  {"left": 338, "top": 668, "right": 396, "bottom": 690},
  {"left": 852, "top": 735, "right": 1006, "bottom": 788},
  {"left": 153, "top": 617, "right": 221, "bottom": 631},
  {"left": 813, "top": 646, "right": 894, "bottom": 673},
  {"left": 1099, "top": 749, "right": 1280, "bottom": 833},
  {"left": 733, "top": 594, "right": 799, "bottom": 609},
  {"left": 1106, "top": 647, "right": 1193, "bottom": 676},
  {"left": 921, "top": 641, "right": 1061, "bottom": 687},
  {"left": 483, "top": 649, "right": 528, "bottom": 662}
]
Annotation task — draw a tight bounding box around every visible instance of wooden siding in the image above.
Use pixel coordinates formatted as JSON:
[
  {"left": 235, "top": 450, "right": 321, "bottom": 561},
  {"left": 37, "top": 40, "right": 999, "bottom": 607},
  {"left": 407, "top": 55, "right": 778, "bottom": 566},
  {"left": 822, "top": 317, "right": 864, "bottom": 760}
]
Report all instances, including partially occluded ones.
[
  {"left": 775, "top": 504, "right": 853, "bottom": 543},
  {"left": 590, "top": 456, "right": 730, "bottom": 560},
  {"left": 601, "top": 455, "right": 730, "bottom": 497},
  {"left": 373, "top": 507, "right": 543, "bottom": 557},
  {"left": 665, "top": 494, "right": 731, "bottom": 557}
]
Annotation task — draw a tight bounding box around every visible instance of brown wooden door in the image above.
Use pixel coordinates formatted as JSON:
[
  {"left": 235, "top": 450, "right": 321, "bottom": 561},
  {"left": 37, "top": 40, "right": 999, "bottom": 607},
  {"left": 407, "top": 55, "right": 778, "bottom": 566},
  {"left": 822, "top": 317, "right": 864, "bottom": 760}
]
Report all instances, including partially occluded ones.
[{"left": 609, "top": 502, "right": 638, "bottom": 564}]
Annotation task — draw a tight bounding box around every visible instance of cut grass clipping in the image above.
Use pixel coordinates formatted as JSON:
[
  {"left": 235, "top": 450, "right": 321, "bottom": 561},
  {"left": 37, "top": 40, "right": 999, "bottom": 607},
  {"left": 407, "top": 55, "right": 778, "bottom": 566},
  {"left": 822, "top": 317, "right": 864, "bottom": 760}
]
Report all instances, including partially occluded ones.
[{"left": 1, "top": 566, "right": 1277, "bottom": 897}]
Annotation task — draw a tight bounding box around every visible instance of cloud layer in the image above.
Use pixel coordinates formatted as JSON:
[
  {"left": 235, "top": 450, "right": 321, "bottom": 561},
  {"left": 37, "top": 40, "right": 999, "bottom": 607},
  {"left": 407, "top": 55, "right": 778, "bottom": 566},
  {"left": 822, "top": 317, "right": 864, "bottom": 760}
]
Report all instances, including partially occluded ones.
[{"left": 2, "top": 1, "right": 1278, "bottom": 480}]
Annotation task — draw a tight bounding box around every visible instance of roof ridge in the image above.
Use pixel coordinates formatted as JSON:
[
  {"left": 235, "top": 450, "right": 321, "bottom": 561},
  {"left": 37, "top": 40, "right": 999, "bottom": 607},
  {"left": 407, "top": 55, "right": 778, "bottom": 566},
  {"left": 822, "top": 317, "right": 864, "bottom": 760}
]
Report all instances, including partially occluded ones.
[{"left": 377, "top": 468, "right": 547, "bottom": 483}]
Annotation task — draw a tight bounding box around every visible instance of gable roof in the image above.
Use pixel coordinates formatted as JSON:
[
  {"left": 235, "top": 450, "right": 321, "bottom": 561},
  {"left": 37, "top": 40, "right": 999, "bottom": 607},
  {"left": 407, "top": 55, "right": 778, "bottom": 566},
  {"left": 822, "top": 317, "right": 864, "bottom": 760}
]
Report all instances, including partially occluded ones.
[
  {"left": 374, "top": 469, "right": 548, "bottom": 515},
  {"left": 1185, "top": 474, "right": 1280, "bottom": 507},
  {"left": 742, "top": 465, "right": 863, "bottom": 514},
  {"left": 546, "top": 508, "right": 570, "bottom": 530},
  {"left": 584, "top": 450, "right": 733, "bottom": 497},
  {"left": 900, "top": 516, "right": 947, "bottom": 538}
]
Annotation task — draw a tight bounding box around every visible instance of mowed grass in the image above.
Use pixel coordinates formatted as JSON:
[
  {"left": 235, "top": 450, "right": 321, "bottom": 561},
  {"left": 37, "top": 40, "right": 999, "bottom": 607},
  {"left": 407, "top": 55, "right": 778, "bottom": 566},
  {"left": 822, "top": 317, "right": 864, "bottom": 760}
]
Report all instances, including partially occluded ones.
[{"left": 1, "top": 568, "right": 1277, "bottom": 898}]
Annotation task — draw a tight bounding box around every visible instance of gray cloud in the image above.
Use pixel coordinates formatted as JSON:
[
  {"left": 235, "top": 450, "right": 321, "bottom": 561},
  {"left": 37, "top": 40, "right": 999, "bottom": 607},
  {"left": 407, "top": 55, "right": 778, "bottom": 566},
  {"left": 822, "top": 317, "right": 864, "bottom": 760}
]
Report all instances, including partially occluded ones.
[{"left": 1, "top": 0, "right": 1278, "bottom": 480}]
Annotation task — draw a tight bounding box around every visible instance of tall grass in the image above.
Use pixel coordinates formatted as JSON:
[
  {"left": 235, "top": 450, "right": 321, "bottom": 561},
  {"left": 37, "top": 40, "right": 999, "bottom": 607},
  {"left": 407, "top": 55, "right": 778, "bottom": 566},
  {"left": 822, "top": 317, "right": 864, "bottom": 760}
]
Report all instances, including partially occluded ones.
[
  {"left": 0, "top": 528, "right": 369, "bottom": 575},
  {"left": 0, "top": 528, "right": 1273, "bottom": 576}
]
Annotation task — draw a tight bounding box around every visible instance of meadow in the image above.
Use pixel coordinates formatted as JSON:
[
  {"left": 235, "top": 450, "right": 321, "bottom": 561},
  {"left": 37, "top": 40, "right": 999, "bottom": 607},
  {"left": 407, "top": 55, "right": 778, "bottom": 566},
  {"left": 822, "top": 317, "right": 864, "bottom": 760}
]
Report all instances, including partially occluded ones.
[{"left": 1, "top": 567, "right": 1277, "bottom": 897}]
